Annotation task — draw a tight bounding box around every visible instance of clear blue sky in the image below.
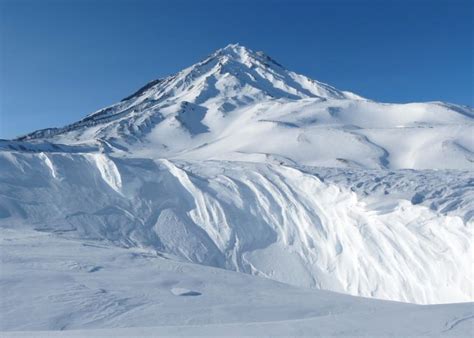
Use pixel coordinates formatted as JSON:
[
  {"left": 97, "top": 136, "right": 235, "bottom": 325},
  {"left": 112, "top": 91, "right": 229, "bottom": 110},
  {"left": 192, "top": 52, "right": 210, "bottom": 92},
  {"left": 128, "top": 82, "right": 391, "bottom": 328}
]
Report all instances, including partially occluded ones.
[{"left": 1, "top": 0, "right": 472, "bottom": 139}]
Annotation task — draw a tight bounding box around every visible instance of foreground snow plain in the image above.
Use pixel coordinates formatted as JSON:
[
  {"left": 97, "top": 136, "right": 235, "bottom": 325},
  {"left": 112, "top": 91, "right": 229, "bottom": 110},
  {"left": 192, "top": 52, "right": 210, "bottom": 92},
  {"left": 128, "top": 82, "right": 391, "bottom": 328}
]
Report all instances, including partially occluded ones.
[
  {"left": 1, "top": 229, "right": 472, "bottom": 336},
  {"left": 1, "top": 44, "right": 473, "bottom": 335}
]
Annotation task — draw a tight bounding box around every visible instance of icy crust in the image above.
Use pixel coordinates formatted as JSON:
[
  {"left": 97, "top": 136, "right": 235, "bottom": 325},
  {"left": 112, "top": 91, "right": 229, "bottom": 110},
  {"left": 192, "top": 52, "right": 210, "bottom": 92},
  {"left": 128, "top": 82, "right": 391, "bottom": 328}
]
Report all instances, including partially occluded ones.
[{"left": 0, "top": 151, "right": 471, "bottom": 304}]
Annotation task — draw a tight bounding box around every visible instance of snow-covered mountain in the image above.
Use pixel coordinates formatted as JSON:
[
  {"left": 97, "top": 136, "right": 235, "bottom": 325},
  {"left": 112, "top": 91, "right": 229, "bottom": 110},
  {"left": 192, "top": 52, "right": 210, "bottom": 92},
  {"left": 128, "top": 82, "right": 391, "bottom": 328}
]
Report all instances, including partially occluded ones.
[
  {"left": 17, "top": 44, "right": 362, "bottom": 139},
  {"left": 13, "top": 43, "right": 473, "bottom": 170},
  {"left": 1, "top": 44, "right": 473, "bottom": 332}
]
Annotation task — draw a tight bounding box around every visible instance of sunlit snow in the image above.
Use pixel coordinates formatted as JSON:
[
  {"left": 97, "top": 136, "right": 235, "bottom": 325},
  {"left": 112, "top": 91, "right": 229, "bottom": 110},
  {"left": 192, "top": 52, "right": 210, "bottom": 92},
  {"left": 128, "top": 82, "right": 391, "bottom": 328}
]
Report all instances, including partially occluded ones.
[{"left": 1, "top": 44, "right": 472, "bottom": 336}]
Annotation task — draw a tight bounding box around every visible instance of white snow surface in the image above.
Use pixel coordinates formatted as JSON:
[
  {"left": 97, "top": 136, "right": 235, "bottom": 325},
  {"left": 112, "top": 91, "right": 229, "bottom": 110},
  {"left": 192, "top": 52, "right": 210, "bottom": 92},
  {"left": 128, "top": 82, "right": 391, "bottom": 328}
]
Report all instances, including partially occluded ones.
[
  {"left": 1, "top": 44, "right": 473, "bottom": 335},
  {"left": 1, "top": 152, "right": 472, "bottom": 306},
  {"left": 1, "top": 228, "right": 472, "bottom": 336}
]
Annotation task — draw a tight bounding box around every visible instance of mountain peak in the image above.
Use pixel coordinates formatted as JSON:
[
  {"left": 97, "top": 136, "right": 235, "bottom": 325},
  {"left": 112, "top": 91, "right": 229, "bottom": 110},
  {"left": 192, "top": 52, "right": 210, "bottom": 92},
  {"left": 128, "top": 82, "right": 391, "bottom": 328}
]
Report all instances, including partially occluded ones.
[
  {"left": 219, "top": 43, "right": 249, "bottom": 55},
  {"left": 221, "top": 42, "right": 243, "bottom": 51},
  {"left": 210, "top": 43, "right": 283, "bottom": 70},
  {"left": 16, "top": 45, "right": 364, "bottom": 142}
]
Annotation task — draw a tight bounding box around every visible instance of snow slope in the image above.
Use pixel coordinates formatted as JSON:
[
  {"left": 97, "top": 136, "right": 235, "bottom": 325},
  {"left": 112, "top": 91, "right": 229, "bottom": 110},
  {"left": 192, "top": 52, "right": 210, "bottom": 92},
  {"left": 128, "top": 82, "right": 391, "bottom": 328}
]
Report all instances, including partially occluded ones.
[
  {"left": 1, "top": 228, "right": 472, "bottom": 336},
  {"left": 1, "top": 44, "right": 473, "bottom": 334}
]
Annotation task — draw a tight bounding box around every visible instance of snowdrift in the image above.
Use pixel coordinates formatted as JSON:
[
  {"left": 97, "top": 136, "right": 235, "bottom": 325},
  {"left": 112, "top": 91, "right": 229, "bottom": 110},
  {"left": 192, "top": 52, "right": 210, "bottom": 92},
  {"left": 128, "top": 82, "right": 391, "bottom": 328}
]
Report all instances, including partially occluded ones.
[{"left": 1, "top": 151, "right": 471, "bottom": 304}]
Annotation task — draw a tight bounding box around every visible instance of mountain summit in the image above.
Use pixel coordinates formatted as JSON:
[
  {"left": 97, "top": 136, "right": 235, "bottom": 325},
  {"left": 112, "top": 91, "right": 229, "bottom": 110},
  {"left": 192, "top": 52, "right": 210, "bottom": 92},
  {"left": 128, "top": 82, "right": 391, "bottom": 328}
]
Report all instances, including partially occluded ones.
[
  {"left": 116, "top": 43, "right": 361, "bottom": 104},
  {"left": 13, "top": 44, "right": 473, "bottom": 170},
  {"left": 17, "top": 44, "right": 360, "bottom": 140}
]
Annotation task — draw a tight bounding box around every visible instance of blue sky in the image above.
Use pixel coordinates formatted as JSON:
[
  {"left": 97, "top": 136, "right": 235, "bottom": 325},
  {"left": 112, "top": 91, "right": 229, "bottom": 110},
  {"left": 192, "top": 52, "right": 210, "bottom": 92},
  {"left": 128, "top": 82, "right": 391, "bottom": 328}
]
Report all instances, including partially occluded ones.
[{"left": 1, "top": 0, "right": 472, "bottom": 139}]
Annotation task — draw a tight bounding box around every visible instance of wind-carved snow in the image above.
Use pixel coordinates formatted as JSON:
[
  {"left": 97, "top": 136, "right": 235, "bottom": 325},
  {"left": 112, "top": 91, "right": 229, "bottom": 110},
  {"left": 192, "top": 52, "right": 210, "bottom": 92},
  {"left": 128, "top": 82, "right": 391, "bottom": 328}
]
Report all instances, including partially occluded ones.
[
  {"left": 0, "top": 152, "right": 471, "bottom": 304},
  {"left": 39, "top": 152, "right": 58, "bottom": 179},
  {"left": 1, "top": 43, "right": 473, "bottom": 333},
  {"left": 86, "top": 153, "right": 123, "bottom": 193}
]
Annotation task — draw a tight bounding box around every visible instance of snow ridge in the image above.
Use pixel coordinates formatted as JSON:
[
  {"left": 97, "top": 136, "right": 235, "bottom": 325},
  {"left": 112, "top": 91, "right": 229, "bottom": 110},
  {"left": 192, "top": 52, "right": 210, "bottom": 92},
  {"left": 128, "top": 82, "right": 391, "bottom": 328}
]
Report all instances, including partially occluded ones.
[{"left": 0, "top": 152, "right": 471, "bottom": 304}]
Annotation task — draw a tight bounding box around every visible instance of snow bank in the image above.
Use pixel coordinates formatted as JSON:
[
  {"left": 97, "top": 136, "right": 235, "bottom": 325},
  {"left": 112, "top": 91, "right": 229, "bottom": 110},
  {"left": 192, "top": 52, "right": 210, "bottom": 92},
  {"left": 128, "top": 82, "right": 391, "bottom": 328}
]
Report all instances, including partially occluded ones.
[{"left": 1, "top": 151, "right": 471, "bottom": 304}]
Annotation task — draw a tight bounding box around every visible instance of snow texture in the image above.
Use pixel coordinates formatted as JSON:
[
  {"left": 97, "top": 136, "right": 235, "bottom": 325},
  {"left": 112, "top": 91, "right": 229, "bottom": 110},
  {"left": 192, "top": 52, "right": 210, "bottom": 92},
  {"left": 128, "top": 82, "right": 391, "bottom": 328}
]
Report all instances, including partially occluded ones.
[{"left": 0, "top": 229, "right": 472, "bottom": 336}]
